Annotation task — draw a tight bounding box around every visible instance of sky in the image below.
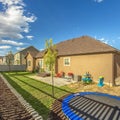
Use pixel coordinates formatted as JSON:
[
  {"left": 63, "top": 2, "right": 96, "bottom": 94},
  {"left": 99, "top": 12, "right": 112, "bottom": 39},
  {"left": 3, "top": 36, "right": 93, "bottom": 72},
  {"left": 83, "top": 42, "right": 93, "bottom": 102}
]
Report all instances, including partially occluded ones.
[{"left": 0, "top": 0, "right": 120, "bottom": 56}]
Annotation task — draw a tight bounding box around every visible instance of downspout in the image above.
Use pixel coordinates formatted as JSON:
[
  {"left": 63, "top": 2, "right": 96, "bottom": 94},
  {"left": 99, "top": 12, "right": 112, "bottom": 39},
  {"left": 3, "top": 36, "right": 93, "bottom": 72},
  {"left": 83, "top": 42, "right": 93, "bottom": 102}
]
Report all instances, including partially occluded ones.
[
  {"left": 33, "top": 57, "right": 35, "bottom": 72},
  {"left": 112, "top": 53, "right": 115, "bottom": 86}
]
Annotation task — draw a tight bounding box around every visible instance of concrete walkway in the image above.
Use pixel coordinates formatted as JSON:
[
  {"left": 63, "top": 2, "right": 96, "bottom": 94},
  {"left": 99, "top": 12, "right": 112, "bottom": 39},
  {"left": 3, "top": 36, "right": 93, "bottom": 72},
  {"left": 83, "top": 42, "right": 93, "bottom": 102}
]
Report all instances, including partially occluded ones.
[{"left": 27, "top": 75, "right": 76, "bottom": 87}]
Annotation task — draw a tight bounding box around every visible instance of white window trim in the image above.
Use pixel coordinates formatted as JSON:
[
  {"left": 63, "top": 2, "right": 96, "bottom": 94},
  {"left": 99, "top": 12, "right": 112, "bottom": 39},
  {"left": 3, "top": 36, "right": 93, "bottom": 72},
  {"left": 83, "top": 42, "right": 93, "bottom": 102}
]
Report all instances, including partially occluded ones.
[
  {"left": 28, "top": 59, "right": 31, "bottom": 66},
  {"left": 64, "top": 57, "right": 70, "bottom": 66}
]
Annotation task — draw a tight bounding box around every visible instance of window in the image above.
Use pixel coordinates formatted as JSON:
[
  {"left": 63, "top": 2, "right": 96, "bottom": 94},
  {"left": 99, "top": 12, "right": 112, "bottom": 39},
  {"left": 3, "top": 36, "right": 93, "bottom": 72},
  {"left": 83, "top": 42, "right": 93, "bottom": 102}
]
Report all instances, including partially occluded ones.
[
  {"left": 28, "top": 60, "right": 31, "bottom": 66},
  {"left": 39, "top": 59, "right": 43, "bottom": 68},
  {"left": 64, "top": 57, "right": 70, "bottom": 66}
]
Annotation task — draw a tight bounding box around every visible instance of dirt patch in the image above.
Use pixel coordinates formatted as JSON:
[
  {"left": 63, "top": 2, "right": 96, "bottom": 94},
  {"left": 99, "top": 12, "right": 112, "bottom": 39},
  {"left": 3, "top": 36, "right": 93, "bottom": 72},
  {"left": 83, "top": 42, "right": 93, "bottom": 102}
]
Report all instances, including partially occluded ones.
[{"left": 67, "top": 82, "right": 120, "bottom": 97}]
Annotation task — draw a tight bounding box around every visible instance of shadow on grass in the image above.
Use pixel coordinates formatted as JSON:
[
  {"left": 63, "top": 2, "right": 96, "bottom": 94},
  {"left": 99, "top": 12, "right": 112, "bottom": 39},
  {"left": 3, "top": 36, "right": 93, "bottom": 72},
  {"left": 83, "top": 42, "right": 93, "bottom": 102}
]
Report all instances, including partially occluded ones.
[
  {"left": 23, "top": 75, "right": 73, "bottom": 94},
  {"left": 2, "top": 72, "right": 74, "bottom": 119},
  {"left": 11, "top": 75, "right": 72, "bottom": 100},
  {"left": 8, "top": 72, "right": 73, "bottom": 95},
  {"left": 2, "top": 73, "right": 50, "bottom": 119}
]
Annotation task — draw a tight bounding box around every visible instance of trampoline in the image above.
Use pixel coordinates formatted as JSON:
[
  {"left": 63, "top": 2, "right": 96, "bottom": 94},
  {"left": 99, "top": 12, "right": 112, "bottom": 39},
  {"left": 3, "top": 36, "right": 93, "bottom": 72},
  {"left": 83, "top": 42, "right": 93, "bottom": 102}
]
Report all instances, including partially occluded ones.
[{"left": 62, "top": 92, "right": 120, "bottom": 120}]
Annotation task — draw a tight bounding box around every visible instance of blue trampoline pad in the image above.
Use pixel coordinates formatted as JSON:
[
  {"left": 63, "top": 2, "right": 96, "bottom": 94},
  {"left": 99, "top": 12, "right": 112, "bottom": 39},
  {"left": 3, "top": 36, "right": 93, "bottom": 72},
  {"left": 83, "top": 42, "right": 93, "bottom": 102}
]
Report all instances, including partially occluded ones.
[{"left": 62, "top": 92, "right": 120, "bottom": 120}]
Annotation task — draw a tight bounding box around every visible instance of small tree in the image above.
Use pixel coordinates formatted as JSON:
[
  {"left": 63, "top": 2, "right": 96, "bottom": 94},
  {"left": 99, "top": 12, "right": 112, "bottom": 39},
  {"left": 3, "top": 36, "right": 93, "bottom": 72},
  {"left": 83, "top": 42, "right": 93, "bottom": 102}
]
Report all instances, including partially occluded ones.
[
  {"left": 6, "top": 51, "right": 14, "bottom": 71},
  {"left": 44, "top": 39, "right": 57, "bottom": 97}
]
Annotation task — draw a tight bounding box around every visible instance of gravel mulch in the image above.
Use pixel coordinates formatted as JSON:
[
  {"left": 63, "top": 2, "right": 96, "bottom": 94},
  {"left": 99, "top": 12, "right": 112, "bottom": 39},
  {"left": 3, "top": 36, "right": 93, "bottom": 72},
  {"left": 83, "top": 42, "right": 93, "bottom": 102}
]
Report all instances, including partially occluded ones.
[
  {"left": 0, "top": 76, "right": 41, "bottom": 120},
  {"left": 48, "top": 95, "right": 68, "bottom": 120}
]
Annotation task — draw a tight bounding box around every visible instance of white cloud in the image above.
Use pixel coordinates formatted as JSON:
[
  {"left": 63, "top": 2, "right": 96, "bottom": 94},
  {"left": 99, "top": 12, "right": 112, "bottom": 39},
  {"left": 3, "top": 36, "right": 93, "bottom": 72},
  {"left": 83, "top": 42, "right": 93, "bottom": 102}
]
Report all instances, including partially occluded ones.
[
  {"left": 99, "top": 37, "right": 105, "bottom": 41},
  {"left": 26, "top": 35, "right": 34, "bottom": 40},
  {"left": 0, "top": 0, "right": 36, "bottom": 40},
  {"left": 0, "top": 0, "right": 24, "bottom": 6},
  {"left": 40, "top": 48, "right": 44, "bottom": 51},
  {"left": 94, "top": 0, "right": 104, "bottom": 3},
  {"left": 0, "top": 39, "right": 24, "bottom": 46},
  {"left": 16, "top": 46, "right": 25, "bottom": 51},
  {"left": 98, "top": 37, "right": 109, "bottom": 44},
  {"left": 0, "top": 45, "right": 11, "bottom": 49}
]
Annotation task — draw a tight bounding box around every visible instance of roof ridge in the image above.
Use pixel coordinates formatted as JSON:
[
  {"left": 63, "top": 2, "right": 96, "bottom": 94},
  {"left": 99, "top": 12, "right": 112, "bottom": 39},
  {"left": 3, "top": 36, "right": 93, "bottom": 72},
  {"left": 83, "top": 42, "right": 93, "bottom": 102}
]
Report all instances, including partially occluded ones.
[{"left": 35, "top": 36, "right": 120, "bottom": 58}]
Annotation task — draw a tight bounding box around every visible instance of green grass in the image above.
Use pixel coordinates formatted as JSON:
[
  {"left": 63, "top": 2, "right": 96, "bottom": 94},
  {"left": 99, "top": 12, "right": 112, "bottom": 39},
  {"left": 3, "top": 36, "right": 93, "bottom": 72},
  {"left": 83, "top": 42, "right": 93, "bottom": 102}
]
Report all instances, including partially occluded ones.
[{"left": 2, "top": 72, "right": 74, "bottom": 119}]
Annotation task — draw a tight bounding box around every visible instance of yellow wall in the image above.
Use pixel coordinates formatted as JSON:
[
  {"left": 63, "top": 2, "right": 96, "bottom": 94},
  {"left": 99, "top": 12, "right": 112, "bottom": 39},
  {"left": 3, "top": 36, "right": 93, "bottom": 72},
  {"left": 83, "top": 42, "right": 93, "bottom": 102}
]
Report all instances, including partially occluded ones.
[
  {"left": 114, "top": 53, "right": 120, "bottom": 78},
  {"left": 26, "top": 53, "right": 34, "bottom": 72},
  {"left": 14, "top": 53, "right": 20, "bottom": 65},
  {"left": 36, "top": 58, "right": 46, "bottom": 71},
  {"left": 21, "top": 54, "right": 26, "bottom": 65},
  {"left": 0, "top": 58, "right": 3, "bottom": 64},
  {"left": 36, "top": 58, "right": 40, "bottom": 67},
  {"left": 57, "top": 53, "right": 113, "bottom": 84}
]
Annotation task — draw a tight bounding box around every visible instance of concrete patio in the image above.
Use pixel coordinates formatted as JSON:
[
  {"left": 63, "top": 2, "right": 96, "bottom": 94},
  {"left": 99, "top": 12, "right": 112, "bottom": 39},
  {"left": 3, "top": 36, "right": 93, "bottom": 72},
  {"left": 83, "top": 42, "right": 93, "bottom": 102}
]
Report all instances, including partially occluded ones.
[{"left": 27, "top": 75, "right": 76, "bottom": 87}]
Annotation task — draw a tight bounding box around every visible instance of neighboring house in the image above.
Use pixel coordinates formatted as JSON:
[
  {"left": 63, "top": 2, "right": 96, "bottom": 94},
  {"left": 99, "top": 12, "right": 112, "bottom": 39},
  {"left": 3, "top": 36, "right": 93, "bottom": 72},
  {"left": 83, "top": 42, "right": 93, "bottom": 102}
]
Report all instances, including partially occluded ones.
[
  {"left": 2, "top": 56, "right": 7, "bottom": 65},
  {"left": 14, "top": 46, "right": 39, "bottom": 65},
  {"left": 25, "top": 50, "right": 39, "bottom": 72},
  {"left": 6, "top": 51, "right": 14, "bottom": 65},
  {"left": 25, "top": 36, "right": 120, "bottom": 86},
  {"left": 0, "top": 56, "right": 3, "bottom": 65},
  {"left": 2, "top": 52, "right": 14, "bottom": 65}
]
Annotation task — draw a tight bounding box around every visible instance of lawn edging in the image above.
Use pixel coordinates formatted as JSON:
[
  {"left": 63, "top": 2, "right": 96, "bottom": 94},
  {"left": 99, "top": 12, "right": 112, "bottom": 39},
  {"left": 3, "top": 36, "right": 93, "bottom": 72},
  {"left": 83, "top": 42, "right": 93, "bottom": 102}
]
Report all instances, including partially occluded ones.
[{"left": 0, "top": 73, "right": 43, "bottom": 120}]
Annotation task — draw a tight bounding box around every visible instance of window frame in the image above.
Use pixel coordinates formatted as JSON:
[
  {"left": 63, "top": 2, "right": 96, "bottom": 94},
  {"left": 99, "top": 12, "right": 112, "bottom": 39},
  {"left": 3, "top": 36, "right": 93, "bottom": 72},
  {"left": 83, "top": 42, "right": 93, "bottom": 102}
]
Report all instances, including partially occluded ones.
[
  {"left": 28, "top": 60, "right": 31, "bottom": 66},
  {"left": 64, "top": 57, "right": 70, "bottom": 66}
]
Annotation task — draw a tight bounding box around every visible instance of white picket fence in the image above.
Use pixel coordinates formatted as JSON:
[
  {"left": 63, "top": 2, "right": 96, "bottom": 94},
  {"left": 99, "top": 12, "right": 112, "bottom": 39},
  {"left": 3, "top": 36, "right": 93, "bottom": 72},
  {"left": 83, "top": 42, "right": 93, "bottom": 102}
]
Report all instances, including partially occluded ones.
[{"left": 0, "top": 65, "right": 26, "bottom": 71}]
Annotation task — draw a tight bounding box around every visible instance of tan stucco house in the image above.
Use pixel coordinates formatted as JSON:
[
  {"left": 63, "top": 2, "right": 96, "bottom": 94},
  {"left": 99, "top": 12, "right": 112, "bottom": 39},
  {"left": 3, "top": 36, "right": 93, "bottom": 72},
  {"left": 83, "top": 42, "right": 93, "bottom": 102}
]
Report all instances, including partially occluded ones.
[
  {"left": 25, "top": 36, "right": 120, "bottom": 86},
  {"left": 25, "top": 50, "right": 39, "bottom": 72},
  {"left": 0, "top": 56, "right": 3, "bottom": 65},
  {"left": 14, "top": 46, "right": 39, "bottom": 65}
]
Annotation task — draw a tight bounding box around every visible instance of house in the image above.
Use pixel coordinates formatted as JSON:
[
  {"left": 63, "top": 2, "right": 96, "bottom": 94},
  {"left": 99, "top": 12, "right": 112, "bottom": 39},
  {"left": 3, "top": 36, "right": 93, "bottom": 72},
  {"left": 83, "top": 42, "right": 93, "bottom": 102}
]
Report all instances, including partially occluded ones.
[
  {"left": 25, "top": 36, "right": 120, "bottom": 86},
  {"left": 2, "top": 56, "right": 7, "bottom": 65},
  {"left": 14, "top": 46, "right": 39, "bottom": 65},
  {"left": 0, "top": 56, "right": 3, "bottom": 65},
  {"left": 6, "top": 51, "right": 14, "bottom": 65},
  {"left": 25, "top": 50, "right": 39, "bottom": 72},
  {"left": 2, "top": 52, "right": 14, "bottom": 65}
]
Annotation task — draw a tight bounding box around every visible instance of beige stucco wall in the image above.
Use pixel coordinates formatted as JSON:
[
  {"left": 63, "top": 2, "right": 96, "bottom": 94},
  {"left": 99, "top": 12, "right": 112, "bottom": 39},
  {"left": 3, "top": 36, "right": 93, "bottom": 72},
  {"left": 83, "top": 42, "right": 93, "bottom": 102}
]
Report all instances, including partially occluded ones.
[
  {"left": 14, "top": 52, "right": 26, "bottom": 65},
  {"left": 36, "top": 58, "right": 40, "bottom": 67},
  {"left": 26, "top": 53, "right": 34, "bottom": 72},
  {"left": 57, "top": 53, "right": 114, "bottom": 84},
  {"left": 14, "top": 53, "right": 20, "bottom": 65},
  {"left": 36, "top": 58, "right": 45, "bottom": 70},
  {"left": 114, "top": 53, "right": 120, "bottom": 78},
  {"left": 0, "top": 58, "right": 3, "bottom": 64},
  {"left": 21, "top": 54, "right": 26, "bottom": 65}
]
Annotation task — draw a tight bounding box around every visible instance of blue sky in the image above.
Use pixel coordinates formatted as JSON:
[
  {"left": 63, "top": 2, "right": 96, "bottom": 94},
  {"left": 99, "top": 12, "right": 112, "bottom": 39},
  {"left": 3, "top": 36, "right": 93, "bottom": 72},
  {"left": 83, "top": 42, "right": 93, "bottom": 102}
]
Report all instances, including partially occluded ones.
[{"left": 0, "top": 0, "right": 120, "bottom": 56}]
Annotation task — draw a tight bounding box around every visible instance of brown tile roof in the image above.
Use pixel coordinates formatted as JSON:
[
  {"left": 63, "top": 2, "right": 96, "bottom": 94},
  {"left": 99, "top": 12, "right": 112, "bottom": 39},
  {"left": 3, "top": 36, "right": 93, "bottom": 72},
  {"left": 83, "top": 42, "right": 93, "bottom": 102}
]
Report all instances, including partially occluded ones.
[
  {"left": 56, "top": 36, "right": 119, "bottom": 56},
  {"left": 28, "top": 50, "right": 39, "bottom": 58},
  {"left": 35, "top": 36, "right": 119, "bottom": 58},
  {"left": 35, "top": 50, "right": 45, "bottom": 58},
  {"left": 15, "top": 46, "right": 39, "bottom": 56}
]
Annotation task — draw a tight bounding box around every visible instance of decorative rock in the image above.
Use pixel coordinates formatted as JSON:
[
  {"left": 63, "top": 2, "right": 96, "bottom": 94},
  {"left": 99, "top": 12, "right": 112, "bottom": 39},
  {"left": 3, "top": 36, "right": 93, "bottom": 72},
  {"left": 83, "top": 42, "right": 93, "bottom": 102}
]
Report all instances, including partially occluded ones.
[{"left": 0, "top": 74, "right": 43, "bottom": 120}]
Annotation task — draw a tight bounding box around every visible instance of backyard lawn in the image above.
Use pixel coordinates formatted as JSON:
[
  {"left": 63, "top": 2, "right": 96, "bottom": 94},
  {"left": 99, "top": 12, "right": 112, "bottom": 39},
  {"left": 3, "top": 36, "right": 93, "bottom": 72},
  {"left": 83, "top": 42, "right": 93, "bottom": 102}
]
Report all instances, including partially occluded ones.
[
  {"left": 2, "top": 72, "right": 75, "bottom": 119},
  {"left": 2, "top": 72, "right": 120, "bottom": 119}
]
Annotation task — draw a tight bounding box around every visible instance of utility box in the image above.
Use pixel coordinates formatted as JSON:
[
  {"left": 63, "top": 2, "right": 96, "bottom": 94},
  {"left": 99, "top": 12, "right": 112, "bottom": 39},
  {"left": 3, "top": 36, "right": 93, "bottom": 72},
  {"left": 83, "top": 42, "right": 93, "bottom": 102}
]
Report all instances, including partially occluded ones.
[{"left": 74, "top": 75, "right": 81, "bottom": 82}]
